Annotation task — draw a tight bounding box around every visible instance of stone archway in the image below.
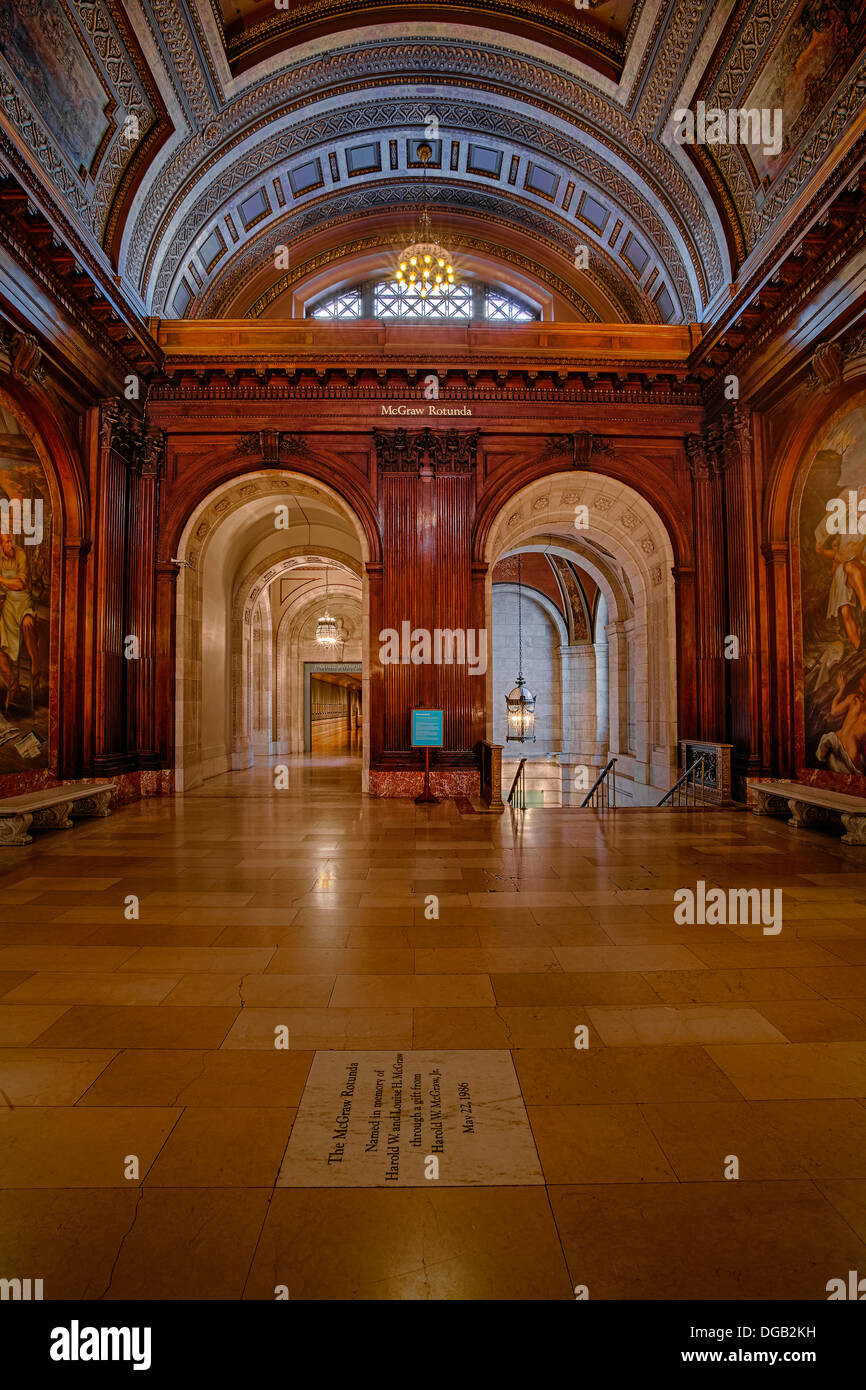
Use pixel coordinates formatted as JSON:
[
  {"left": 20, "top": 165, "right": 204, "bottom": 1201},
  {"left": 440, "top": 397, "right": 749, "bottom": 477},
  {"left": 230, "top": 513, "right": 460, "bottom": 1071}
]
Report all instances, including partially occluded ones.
[
  {"left": 172, "top": 470, "right": 369, "bottom": 791},
  {"left": 484, "top": 471, "right": 678, "bottom": 805}
]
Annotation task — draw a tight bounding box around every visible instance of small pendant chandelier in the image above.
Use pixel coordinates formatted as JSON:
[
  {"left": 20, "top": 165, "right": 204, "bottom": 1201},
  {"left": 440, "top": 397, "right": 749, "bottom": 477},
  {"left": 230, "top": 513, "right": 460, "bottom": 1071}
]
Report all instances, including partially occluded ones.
[
  {"left": 396, "top": 143, "right": 455, "bottom": 301},
  {"left": 505, "top": 552, "right": 536, "bottom": 742},
  {"left": 315, "top": 566, "right": 339, "bottom": 648}
]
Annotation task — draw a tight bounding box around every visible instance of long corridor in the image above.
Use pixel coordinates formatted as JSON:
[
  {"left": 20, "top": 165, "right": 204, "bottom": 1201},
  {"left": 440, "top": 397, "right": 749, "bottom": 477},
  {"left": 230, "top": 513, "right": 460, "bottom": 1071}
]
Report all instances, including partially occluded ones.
[{"left": 1, "top": 777, "right": 866, "bottom": 1299}]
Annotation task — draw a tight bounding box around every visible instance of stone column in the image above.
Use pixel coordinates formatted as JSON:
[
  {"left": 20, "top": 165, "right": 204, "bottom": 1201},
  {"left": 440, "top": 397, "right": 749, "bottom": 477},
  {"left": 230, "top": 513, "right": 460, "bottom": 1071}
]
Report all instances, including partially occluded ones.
[
  {"left": 593, "top": 640, "right": 609, "bottom": 758},
  {"left": 605, "top": 619, "right": 629, "bottom": 757},
  {"left": 560, "top": 642, "right": 599, "bottom": 805}
]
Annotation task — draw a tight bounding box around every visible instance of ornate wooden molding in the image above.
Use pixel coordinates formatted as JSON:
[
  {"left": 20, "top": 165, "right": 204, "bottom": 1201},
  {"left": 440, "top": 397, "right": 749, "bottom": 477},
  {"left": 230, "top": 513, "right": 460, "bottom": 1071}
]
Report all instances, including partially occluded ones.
[
  {"left": 812, "top": 341, "right": 844, "bottom": 393},
  {"left": 543, "top": 431, "right": 616, "bottom": 468},
  {"left": 3, "top": 330, "right": 44, "bottom": 384},
  {"left": 373, "top": 426, "right": 479, "bottom": 475}
]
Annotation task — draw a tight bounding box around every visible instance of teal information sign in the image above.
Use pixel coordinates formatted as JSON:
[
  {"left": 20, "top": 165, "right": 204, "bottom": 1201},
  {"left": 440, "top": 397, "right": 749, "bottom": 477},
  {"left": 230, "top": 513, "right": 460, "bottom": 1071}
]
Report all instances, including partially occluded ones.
[{"left": 411, "top": 709, "right": 444, "bottom": 747}]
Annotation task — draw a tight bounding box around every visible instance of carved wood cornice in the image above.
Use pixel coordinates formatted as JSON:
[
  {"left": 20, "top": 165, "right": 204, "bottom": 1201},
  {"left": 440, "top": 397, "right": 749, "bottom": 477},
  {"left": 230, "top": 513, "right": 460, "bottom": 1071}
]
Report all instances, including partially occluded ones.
[{"left": 0, "top": 152, "right": 161, "bottom": 383}]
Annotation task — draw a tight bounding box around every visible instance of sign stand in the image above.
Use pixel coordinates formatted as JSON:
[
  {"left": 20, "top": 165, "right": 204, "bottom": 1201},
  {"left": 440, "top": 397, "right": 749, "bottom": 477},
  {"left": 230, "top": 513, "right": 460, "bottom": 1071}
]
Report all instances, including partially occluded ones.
[
  {"left": 411, "top": 708, "right": 443, "bottom": 805},
  {"left": 415, "top": 745, "right": 439, "bottom": 805}
]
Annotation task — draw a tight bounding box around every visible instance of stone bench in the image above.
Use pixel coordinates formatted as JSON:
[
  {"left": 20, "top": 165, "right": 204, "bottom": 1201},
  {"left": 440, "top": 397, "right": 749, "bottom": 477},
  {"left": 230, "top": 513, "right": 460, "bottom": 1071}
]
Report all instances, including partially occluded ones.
[
  {"left": 0, "top": 781, "right": 117, "bottom": 846},
  {"left": 748, "top": 779, "right": 866, "bottom": 846}
]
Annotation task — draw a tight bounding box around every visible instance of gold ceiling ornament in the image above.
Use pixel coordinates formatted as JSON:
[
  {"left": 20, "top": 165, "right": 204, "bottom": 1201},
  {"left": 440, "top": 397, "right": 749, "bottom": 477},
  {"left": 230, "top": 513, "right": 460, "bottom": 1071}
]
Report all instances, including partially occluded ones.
[{"left": 395, "top": 143, "right": 455, "bottom": 299}]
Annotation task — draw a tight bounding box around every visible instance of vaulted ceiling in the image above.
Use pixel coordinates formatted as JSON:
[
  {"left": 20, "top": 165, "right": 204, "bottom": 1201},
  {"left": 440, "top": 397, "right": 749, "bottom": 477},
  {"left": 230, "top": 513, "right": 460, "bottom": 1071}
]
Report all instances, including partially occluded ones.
[{"left": 1, "top": 1, "right": 864, "bottom": 328}]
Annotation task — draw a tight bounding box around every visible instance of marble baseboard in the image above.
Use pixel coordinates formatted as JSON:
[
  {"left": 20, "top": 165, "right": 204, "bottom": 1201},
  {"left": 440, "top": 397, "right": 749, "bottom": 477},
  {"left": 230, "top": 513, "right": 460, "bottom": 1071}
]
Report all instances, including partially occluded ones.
[{"left": 369, "top": 768, "right": 480, "bottom": 799}]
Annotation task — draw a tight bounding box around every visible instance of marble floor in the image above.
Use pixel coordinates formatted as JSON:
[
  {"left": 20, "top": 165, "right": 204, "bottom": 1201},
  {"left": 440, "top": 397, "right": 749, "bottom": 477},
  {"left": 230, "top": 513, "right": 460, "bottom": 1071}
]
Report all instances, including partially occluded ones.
[{"left": 1, "top": 758, "right": 866, "bottom": 1300}]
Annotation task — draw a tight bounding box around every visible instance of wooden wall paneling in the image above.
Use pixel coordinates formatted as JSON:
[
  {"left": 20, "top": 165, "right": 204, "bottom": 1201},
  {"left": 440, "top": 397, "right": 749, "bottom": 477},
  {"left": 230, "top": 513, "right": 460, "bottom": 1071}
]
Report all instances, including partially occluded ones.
[
  {"left": 59, "top": 538, "right": 90, "bottom": 778},
  {"left": 433, "top": 473, "right": 474, "bottom": 751},
  {"left": 366, "top": 561, "right": 384, "bottom": 766},
  {"left": 720, "top": 407, "right": 762, "bottom": 781},
  {"left": 761, "top": 541, "right": 794, "bottom": 778},
  {"left": 687, "top": 433, "right": 726, "bottom": 740},
  {"left": 125, "top": 428, "right": 163, "bottom": 766},
  {"left": 90, "top": 402, "right": 130, "bottom": 773}
]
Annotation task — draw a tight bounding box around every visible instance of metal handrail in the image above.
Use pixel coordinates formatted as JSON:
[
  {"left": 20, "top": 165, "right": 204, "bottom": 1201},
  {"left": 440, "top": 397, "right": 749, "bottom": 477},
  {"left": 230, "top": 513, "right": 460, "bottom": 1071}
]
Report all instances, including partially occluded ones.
[
  {"left": 581, "top": 757, "right": 617, "bottom": 808},
  {"left": 657, "top": 755, "right": 709, "bottom": 807},
  {"left": 507, "top": 759, "right": 527, "bottom": 809}
]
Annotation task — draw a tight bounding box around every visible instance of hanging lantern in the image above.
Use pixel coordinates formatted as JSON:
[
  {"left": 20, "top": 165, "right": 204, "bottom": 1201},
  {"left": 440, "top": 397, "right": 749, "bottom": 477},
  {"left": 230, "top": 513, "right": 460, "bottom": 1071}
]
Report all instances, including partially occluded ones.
[
  {"left": 315, "top": 566, "right": 339, "bottom": 648},
  {"left": 505, "top": 553, "right": 536, "bottom": 742}
]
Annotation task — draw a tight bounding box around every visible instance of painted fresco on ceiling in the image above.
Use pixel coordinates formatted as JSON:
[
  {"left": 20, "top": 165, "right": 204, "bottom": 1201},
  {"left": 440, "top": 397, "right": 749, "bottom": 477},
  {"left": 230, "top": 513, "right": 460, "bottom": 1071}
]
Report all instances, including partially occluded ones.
[
  {"left": 217, "top": 0, "right": 639, "bottom": 41},
  {"left": 800, "top": 405, "right": 866, "bottom": 777},
  {"left": 0, "top": 407, "right": 52, "bottom": 773},
  {"left": 746, "top": 0, "right": 866, "bottom": 186},
  {"left": 0, "top": 0, "right": 111, "bottom": 178}
]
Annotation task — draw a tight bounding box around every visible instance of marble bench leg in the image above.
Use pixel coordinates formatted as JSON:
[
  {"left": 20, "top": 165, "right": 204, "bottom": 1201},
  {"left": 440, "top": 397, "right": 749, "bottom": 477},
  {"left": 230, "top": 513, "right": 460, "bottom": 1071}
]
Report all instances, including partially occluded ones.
[
  {"left": 841, "top": 814, "right": 866, "bottom": 846},
  {"left": 751, "top": 791, "right": 790, "bottom": 817},
  {"left": 31, "top": 800, "right": 74, "bottom": 831},
  {"left": 787, "top": 799, "right": 839, "bottom": 833},
  {"left": 70, "top": 790, "right": 113, "bottom": 819},
  {"left": 0, "top": 813, "right": 33, "bottom": 846}
]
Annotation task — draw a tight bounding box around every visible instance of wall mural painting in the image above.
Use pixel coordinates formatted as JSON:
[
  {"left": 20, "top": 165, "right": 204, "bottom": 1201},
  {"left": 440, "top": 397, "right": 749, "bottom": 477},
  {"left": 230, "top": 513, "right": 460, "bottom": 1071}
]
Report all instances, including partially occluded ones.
[
  {"left": 746, "top": 0, "right": 866, "bottom": 186},
  {"left": 800, "top": 405, "right": 866, "bottom": 778},
  {"left": 0, "top": 0, "right": 111, "bottom": 179},
  {"left": 0, "top": 407, "right": 51, "bottom": 772}
]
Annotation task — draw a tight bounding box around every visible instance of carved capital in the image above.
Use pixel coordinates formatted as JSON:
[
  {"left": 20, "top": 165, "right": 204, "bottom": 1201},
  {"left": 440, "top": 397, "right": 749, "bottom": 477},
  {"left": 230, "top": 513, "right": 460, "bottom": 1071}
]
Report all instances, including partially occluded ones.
[
  {"left": 686, "top": 432, "right": 715, "bottom": 482},
  {"left": 139, "top": 427, "right": 165, "bottom": 478},
  {"left": 719, "top": 406, "right": 752, "bottom": 472},
  {"left": 98, "top": 398, "right": 136, "bottom": 454},
  {"left": 374, "top": 427, "right": 479, "bottom": 475}
]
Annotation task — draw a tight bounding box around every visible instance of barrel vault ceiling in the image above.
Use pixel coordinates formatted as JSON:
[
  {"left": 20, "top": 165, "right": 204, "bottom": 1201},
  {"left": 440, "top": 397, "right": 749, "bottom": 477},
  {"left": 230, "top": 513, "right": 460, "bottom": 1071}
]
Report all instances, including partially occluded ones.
[{"left": 0, "top": 0, "right": 864, "bottom": 327}]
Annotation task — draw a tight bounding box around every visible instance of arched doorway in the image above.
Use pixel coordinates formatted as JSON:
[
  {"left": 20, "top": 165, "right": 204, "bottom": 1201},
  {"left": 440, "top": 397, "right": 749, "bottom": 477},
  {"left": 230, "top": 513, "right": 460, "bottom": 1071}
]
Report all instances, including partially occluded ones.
[
  {"left": 484, "top": 471, "right": 678, "bottom": 806},
  {"left": 172, "top": 470, "right": 369, "bottom": 792}
]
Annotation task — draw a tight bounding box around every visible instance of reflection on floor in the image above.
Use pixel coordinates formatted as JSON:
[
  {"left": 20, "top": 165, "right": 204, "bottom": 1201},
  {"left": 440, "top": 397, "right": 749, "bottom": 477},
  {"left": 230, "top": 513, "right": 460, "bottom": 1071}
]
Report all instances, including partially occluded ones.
[
  {"left": 310, "top": 719, "right": 362, "bottom": 758},
  {"left": 1, "top": 764, "right": 866, "bottom": 1300}
]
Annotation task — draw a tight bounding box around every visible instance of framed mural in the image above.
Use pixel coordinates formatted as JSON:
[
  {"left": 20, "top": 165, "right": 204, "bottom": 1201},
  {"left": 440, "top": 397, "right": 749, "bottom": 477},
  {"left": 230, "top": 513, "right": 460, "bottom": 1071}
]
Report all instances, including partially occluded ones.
[
  {"left": 744, "top": 1, "right": 866, "bottom": 187},
  {"left": 0, "top": 404, "right": 52, "bottom": 773},
  {"left": 799, "top": 404, "right": 866, "bottom": 778},
  {"left": 0, "top": 0, "right": 113, "bottom": 181}
]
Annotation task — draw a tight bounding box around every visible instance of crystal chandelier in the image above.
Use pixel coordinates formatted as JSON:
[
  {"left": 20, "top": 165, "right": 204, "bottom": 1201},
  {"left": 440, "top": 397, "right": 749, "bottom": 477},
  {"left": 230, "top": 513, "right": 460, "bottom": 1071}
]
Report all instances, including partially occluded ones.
[
  {"left": 396, "top": 143, "right": 455, "bottom": 300},
  {"left": 315, "top": 566, "right": 339, "bottom": 648},
  {"left": 505, "top": 553, "right": 537, "bottom": 742}
]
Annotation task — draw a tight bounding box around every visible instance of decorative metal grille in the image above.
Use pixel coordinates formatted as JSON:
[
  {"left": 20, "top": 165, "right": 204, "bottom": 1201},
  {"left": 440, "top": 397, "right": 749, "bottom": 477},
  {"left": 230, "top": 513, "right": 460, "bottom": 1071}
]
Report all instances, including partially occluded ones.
[
  {"left": 307, "top": 281, "right": 538, "bottom": 322},
  {"left": 311, "top": 290, "right": 362, "bottom": 319},
  {"left": 485, "top": 290, "right": 535, "bottom": 322}
]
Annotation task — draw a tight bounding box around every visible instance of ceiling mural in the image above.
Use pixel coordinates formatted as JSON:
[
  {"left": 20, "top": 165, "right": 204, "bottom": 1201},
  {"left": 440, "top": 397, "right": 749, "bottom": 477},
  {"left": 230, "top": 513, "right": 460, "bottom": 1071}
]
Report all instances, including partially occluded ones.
[
  {"left": 0, "top": 1, "right": 862, "bottom": 327},
  {"left": 210, "top": 0, "right": 645, "bottom": 79}
]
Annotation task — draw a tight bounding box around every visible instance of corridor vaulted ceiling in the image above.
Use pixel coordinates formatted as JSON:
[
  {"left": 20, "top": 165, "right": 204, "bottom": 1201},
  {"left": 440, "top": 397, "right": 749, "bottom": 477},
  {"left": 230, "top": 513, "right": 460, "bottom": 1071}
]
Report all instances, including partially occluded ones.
[{"left": 1, "top": 1, "right": 864, "bottom": 332}]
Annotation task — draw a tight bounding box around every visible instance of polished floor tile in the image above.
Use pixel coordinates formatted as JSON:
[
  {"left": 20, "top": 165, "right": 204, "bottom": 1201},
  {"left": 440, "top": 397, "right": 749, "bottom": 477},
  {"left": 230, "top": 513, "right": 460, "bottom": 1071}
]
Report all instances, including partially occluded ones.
[{"left": 2, "top": 759, "right": 864, "bottom": 1300}]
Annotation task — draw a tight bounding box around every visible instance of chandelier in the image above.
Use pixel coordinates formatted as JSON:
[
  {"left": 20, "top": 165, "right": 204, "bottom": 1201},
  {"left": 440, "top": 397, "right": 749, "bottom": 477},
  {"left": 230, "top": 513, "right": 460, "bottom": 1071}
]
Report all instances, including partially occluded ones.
[
  {"left": 396, "top": 143, "right": 455, "bottom": 300},
  {"left": 315, "top": 566, "right": 339, "bottom": 648},
  {"left": 505, "top": 553, "right": 537, "bottom": 743}
]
